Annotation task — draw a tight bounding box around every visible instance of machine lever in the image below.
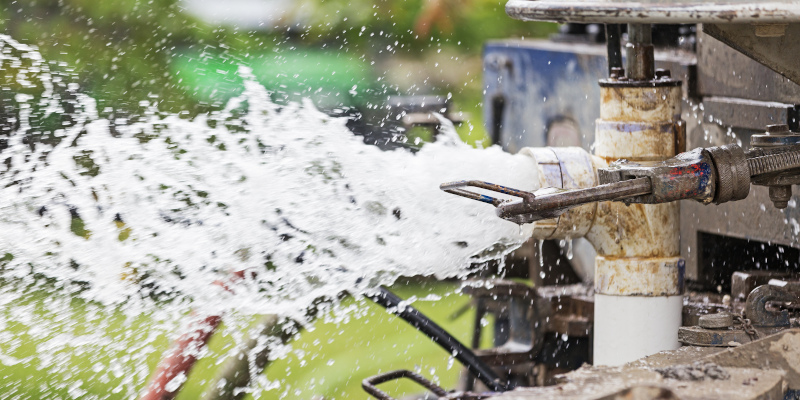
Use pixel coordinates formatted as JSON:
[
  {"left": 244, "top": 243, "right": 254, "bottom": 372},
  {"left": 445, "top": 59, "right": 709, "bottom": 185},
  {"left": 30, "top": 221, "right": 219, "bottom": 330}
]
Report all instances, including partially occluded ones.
[
  {"left": 440, "top": 178, "right": 652, "bottom": 224},
  {"left": 440, "top": 145, "right": 750, "bottom": 224},
  {"left": 496, "top": 178, "right": 652, "bottom": 223}
]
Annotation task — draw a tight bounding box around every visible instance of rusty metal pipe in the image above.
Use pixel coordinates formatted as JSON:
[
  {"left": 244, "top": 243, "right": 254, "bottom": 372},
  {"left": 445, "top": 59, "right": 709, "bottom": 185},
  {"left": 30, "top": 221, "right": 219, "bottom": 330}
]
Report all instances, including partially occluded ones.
[{"left": 514, "top": 80, "right": 685, "bottom": 366}]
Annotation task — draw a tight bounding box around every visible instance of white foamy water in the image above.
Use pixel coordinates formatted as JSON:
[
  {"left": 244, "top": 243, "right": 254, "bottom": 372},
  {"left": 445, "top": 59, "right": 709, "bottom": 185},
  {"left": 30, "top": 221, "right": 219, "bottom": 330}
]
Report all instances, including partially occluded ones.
[{"left": 0, "top": 35, "right": 538, "bottom": 397}]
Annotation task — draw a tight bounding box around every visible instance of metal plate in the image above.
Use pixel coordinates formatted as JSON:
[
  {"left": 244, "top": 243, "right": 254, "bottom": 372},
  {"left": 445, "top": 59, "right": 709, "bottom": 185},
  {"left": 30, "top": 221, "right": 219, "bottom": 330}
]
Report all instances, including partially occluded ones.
[{"left": 506, "top": 1, "right": 800, "bottom": 24}]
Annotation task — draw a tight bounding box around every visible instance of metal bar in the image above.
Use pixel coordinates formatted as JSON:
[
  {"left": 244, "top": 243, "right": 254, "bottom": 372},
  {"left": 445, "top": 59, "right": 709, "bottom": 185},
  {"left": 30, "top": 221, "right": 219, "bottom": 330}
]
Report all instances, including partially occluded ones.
[
  {"left": 443, "top": 188, "right": 504, "bottom": 206},
  {"left": 497, "top": 178, "right": 652, "bottom": 220},
  {"left": 362, "top": 369, "right": 449, "bottom": 400},
  {"left": 366, "top": 287, "right": 511, "bottom": 393},
  {"left": 626, "top": 23, "right": 654, "bottom": 81},
  {"left": 440, "top": 180, "right": 535, "bottom": 207},
  {"left": 605, "top": 24, "right": 623, "bottom": 75}
]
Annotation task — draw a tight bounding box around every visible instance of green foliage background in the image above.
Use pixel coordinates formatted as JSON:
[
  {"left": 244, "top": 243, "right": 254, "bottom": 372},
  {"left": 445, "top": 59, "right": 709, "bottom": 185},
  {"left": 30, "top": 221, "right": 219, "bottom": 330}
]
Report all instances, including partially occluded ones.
[{"left": 0, "top": 0, "right": 554, "bottom": 398}]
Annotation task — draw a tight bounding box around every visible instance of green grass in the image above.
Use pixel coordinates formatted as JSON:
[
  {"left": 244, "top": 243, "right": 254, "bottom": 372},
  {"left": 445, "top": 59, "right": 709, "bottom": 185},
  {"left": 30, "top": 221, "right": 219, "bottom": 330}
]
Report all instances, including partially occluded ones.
[{"left": 0, "top": 280, "right": 491, "bottom": 399}]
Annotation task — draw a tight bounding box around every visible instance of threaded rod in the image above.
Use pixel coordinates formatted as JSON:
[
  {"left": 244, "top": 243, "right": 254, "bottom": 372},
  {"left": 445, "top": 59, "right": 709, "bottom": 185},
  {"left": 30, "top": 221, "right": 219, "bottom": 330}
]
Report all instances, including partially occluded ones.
[{"left": 748, "top": 150, "right": 800, "bottom": 177}]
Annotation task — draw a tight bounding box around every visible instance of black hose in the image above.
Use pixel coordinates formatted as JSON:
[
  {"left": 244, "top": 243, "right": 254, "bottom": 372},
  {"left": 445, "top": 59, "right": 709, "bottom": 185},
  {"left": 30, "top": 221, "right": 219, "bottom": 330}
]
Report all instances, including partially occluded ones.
[{"left": 366, "top": 287, "right": 511, "bottom": 393}]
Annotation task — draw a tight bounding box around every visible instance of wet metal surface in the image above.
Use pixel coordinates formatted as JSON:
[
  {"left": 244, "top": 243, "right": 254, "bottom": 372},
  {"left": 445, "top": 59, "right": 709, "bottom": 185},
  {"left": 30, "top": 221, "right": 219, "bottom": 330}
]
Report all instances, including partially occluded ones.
[{"left": 704, "top": 23, "right": 800, "bottom": 87}]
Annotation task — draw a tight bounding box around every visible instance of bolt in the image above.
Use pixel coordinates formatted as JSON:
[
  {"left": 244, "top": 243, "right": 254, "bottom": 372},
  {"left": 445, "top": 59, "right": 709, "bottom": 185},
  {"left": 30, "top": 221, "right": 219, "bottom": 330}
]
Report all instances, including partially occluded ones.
[
  {"left": 766, "top": 124, "right": 791, "bottom": 135},
  {"left": 655, "top": 69, "right": 671, "bottom": 79},
  {"left": 610, "top": 67, "right": 625, "bottom": 79},
  {"left": 769, "top": 185, "right": 792, "bottom": 209},
  {"left": 699, "top": 312, "right": 733, "bottom": 329}
]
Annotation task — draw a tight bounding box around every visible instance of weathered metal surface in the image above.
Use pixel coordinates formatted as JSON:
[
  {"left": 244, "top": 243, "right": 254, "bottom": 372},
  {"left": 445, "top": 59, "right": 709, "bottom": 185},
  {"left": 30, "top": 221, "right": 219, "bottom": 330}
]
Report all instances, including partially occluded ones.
[
  {"left": 704, "top": 329, "right": 800, "bottom": 390},
  {"left": 505, "top": 0, "right": 800, "bottom": 24},
  {"left": 683, "top": 292, "right": 729, "bottom": 327},
  {"left": 678, "top": 325, "right": 784, "bottom": 347},
  {"left": 586, "top": 196, "right": 680, "bottom": 259},
  {"left": 704, "top": 24, "right": 800, "bottom": 87},
  {"left": 491, "top": 331, "right": 800, "bottom": 398},
  {"left": 704, "top": 97, "right": 800, "bottom": 132},
  {"left": 599, "top": 147, "right": 717, "bottom": 204},
  {"left": 745, "top": 285, "right": 794, "bottom": 327},
  {"left": 750, "top": 124, "right": 800, "bottom": 148},
  {"left": 595, "top": 256, "right": 684, "bottom": 296},
  {"left": 697, "top": 31, "right": 800, "bottom": 104},
  {"left": 706, "top": 144, "right": 751, "bottom": 204},
  {"left": 699, "top": 312, "right": 734, "bottom": 329},
  {"left": 626, "top": 24, "right": 655, "bottom": 82},
  {"left": 594, "top": 121, "right": 678, "bottom": 161},
  {"left": 495, "top": 178, "right": 652, "bottom": 224},
  {"left": 732, "top": 271, "right": 793, "bottom": 303},
  {"left": 488, "top": 365, "right": 784, "bottom": 399},
  {"left": 599, "top": 85, "right": 682, "bottom": 124},
  {"left": 592, "top": 59, "right": 685, "bottom": 365}
]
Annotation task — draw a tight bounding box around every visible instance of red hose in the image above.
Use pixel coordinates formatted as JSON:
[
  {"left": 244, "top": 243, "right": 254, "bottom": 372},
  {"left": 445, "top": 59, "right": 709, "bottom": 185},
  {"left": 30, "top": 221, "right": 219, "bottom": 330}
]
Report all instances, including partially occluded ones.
[
  {"left": 140, "top": 270, "right": 248, "bottom": 400},
  {"left": 139, "top": 314, "right": 222, "bottom": 400}
]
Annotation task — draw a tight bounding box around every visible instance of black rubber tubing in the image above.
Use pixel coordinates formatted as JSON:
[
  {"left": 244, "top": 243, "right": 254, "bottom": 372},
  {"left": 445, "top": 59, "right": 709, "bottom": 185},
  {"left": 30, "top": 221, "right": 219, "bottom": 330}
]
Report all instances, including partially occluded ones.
[{"left": 366, "top": 287, "right": 512, "bottom": 393}]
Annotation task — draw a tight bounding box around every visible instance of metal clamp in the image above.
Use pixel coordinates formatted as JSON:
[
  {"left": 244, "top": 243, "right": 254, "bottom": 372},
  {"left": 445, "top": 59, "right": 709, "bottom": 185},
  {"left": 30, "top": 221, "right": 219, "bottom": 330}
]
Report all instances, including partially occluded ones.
[
  {"left": 362, "top": 370, "right": 448, "bottom": 400},
  {"left": 745, "top": 285, "right": 795, "bottom": 328}
]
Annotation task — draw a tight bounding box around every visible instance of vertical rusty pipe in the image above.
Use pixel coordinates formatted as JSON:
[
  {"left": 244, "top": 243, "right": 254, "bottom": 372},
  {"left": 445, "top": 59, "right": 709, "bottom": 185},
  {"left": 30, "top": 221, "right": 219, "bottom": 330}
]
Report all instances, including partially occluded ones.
[
  {"left": 517, "top": 80, "right": 685, "bottom": 366},
  {"left": 140, "top": 315, "right": 222, "bottom": 400},
  {"left": 589, "top": 80, "right": 684, "bottom": 366}
]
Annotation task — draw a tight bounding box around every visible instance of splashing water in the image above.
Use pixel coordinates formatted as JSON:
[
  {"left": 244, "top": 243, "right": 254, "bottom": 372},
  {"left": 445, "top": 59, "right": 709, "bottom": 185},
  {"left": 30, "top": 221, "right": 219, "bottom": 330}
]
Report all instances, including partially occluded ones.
[{"left": 0, "top": 35, "right": 539, "bottom": 397}]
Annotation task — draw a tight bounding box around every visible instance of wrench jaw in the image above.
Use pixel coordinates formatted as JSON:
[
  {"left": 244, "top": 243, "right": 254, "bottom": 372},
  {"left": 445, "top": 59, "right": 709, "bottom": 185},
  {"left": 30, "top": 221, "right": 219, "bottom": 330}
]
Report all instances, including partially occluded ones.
[{"left": 495, "top": 187, "right": 572, "bottom": 224}]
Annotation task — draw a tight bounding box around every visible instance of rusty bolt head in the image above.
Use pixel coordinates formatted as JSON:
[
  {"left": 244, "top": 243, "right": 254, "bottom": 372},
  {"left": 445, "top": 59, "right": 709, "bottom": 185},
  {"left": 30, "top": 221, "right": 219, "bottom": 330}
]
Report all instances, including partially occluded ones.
[
  {"left": 766, "top": 124, "right": 791, "bottom": 135},
  {"left": 769, "top": 185, "right": 792, "bottom": 209},
  {"left": 610, "top": 67, "right": 625, "bottom": 79},
  {"left": 698, "top": 312, "right": 733, "bottom": 329},
  {"left": 655, "top": 69, "right": 671, "bottom": 79}
]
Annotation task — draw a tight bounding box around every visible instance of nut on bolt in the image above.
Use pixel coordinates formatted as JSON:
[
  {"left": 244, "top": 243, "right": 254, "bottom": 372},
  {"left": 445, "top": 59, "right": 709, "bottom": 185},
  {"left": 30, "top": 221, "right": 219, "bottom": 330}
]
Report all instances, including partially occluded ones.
[
  {"left": 769, "top": 185, "right": 793, "bottom": 209},
  {"left": 698, "top": 312, "right": 733, "bottom": 329},
  {"left": 766, "top": 124, "right": 791, "bottom": 135}
]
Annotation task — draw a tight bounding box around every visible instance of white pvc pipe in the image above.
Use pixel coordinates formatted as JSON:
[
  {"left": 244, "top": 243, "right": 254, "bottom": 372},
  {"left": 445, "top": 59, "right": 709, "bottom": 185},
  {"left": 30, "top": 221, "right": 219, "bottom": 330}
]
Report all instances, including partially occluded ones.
[{"left": 593, "top": 294, "right": 683, "bottom": 366}]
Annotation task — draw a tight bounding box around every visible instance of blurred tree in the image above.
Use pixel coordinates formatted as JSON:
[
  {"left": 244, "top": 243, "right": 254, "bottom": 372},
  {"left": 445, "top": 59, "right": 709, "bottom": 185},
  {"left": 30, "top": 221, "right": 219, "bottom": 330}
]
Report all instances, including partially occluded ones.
[{"left": 0, "top": 0, "right": 555, "bottom": 129}]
